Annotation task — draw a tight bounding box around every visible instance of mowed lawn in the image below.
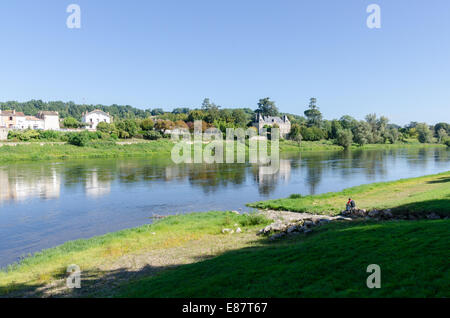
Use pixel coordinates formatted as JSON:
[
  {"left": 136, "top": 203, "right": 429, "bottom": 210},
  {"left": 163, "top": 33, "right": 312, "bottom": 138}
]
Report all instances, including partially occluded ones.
[
  {"left": 112, "top": 219, "right": 450, "bottom": 298},
  {"left": 248, "top": 171, "right": 450, "bottom": 216}
]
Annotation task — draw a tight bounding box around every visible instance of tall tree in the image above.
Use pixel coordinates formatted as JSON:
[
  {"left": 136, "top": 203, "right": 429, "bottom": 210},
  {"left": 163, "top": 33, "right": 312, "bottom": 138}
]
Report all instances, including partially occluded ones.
[
  {"left": 304, "top": 98, "right": 322, "bottom": 127},
  {"left": 255, "top": 97, "right": 279, "bottom": 116}
]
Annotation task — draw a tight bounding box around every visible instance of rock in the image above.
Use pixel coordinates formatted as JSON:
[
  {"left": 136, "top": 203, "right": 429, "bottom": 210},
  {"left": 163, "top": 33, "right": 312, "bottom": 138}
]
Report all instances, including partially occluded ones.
[
  {"left": 427, "top": 213, "right": 440, "bottom": 220},
  {"left": 271, "top": 222, "right": 286, "bottom": 231},
  {"left": 263, "top": 225, "right": 272, "bottom": 233},
  {"left": 382, "top": 210, "right": 393, "bottom": 218},
  {"left": 231, "top": 210, "right": 240, "bottom": 214},
  {"left": 319, "top": 218, "right": 331, "bottom": 225},
  {"left": 222, "top": 228, "right": 234, "bottom": 234},
  {"left": 236, "top": 227, "right": 242, "bottom": 233},
  {"left": 335, "top": 216, "right": 352, "bottom": 221},
  {"left": 303, "top": 220, "right": 314, "bottom": 227},
  {"left": 269, "top": 232, "right": 286, "bottom": 240},
  {"left": 368, "top": 210, "right": 380, "bottom": 217},
  {"left": 304, "top": 229, "right": 312, "bottom": 234},
  {"left": 287, "top": 225, "right": 297, "bottom": 233}
]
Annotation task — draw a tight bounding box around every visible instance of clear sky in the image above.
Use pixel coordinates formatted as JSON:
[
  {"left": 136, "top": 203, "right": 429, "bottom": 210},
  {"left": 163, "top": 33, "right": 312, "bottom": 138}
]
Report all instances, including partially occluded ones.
[{"left": 0, "top": 0, "right": 449, "bottom": 125}]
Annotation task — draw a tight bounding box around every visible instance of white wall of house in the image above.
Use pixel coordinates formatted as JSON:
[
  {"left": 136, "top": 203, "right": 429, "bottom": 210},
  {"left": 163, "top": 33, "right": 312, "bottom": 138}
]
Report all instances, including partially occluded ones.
[
  {"left": 42, "top": 115, "right": 60, "bottom": 130},
  {"left": 82, "top": 112, "right": 111, "bottom": 130}
]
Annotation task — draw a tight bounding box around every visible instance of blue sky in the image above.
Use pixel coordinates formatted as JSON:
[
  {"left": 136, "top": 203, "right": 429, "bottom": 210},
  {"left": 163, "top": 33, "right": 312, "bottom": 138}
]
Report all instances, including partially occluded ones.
[{"left": 0, "top": 0, "right": 449, "bottom": 125}]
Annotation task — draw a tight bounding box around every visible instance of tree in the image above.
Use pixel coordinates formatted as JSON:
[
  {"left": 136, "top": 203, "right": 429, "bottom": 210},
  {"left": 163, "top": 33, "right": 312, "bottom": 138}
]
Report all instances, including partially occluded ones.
[
  {"left": 63, "top": 116, "right": 80, "bottom": 128},
  {"left": 304, "top": 98, "right": 322, "bottom": 127},
  {"left": 437, "top": 128, "right": 448, "bottom": 143},
  {"left": 140, "top": 118, "right": 154, "bottom": 131},
  {"left": 289, "top": 123, "right": 303, "bottom": 145},
  {"left": 416, "top": 123, "right": 433, "bottom": 143},
  {"left": 187, "top": 110, "right": 205, "bottom": 122},
  {"left": 353, "top": 121, "right": 372, "bottom": 146},
  {"left": 231, "top": 109, "right": 248, "bottom": 127},
  {"left": 155, "top": 119, "right": 175, "bottom": 133},
  {"left": 385, "top": 127, "right": 400, "bottom": 144},
  {"left": 256, "top": 97, "right": 279, "bottom": 116},
  {"left": 151, "top": 108, "right": 164, "bottom": 116},
  {"left": 336, "top": 129, "right": 353, "bottom": 149}
]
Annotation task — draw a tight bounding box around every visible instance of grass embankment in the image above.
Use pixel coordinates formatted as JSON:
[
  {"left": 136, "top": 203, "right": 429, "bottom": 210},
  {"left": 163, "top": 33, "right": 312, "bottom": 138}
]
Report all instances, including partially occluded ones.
[
  {"left": 0, "top": 138, "right": 446, "bottom": 163},
  {"left": 114, "top": 219, "right": 449, "bottom": 298},
  {"left": 0, "top": 140, "right": 175, "bottom": 162},
  {"left": 0, "top": 212, "right": 270, "bottom": 296},
  {"left": 248, "top": 171, "right": 450, "bottom": 217}
]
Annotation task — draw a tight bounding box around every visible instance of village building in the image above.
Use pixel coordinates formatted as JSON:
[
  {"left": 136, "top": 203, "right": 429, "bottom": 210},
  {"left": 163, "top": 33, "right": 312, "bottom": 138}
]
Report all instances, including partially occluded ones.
[
  {"left": 82, "top": 110, "right": 112, "bottom": 130},
  {"left": 36, "top": 111, "right": 60, "bottom": 130},
  {"left": 0, "top": 110, "right": 60, "bottom": 130},
  {"left": 253, "top": 114, "right": 291, "bottom": 138},
  {"left": 0, "top": 110, "right": 25, "bottom": 128}
]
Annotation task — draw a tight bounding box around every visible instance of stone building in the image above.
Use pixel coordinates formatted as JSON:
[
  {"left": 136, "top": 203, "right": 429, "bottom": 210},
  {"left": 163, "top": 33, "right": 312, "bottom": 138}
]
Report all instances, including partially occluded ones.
[{"left": 252, "top": 114, "right": 291, "bottom": 138}]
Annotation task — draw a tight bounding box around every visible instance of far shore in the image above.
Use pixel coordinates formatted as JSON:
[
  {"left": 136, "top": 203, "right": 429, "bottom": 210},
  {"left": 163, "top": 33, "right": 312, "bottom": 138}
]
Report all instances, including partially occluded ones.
[{"left": 0, "top": 139, "right": 446, "bottom": 163}]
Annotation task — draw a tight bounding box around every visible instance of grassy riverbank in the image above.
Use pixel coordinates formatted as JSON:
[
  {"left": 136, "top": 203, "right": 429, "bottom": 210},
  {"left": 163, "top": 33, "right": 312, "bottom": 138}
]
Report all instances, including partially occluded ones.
[
  {"left": 114, "top": 219, "right": 449, "bottom": 298},
  {"left": 0, "top": 140, "right": 175, "bottom": 162},
  {"left": 249, "top": 171, "right": 450, "bottom": 217},
  {"left": 0, "top": 138, "right": 446, "bottom": 163},
  {"left": 0, "top": 212, "right": 270, "bottom": 296}
]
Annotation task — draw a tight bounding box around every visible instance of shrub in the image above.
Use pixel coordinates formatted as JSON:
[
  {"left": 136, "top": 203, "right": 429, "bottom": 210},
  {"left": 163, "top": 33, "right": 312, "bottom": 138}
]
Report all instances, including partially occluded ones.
[
  {"left": 143, "top": 130, "right": 162, "bottom": 140},
  {"left": 289, "top": 194, "right": 303, "bottom": 199},
  {"left": 335, "top": 129, "right": 353, "bottom": 149},
  {"left": 238, "top": 213, "right": 268, "bottom": 226},
  {"left": 68, "top": 132, "right": 89, "bottom": 147}
]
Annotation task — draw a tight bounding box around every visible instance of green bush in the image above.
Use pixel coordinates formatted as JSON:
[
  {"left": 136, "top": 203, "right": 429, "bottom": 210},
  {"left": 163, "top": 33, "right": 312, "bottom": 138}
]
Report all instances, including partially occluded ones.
[
  {"left": 143, "top": 131, "right": 162, "bottom": 140},
  {"left": 7, "top": 129, "right": 40, "bottom": 141},
  {"left": 68, "top": 132, "right": 89, "bottom": 147}
]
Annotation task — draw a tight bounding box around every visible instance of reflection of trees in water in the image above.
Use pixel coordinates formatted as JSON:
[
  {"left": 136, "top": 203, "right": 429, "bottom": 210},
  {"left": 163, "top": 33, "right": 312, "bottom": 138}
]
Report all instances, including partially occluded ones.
[{"left": 1, "top": 147, "right": 448, "bottom": 203}]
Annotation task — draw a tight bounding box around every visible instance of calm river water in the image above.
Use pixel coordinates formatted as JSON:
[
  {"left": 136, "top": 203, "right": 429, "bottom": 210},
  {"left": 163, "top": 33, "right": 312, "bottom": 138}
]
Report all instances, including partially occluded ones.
[{"left": 0, "top": 147, "right": 449, "bottom": 267}]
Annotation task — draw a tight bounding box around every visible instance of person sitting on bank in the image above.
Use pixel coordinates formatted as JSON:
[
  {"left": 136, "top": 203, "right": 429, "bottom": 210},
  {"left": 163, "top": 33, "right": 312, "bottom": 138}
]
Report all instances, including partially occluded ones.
[{"left": 346, "top": 198, "right": 356, "bottom": 211}]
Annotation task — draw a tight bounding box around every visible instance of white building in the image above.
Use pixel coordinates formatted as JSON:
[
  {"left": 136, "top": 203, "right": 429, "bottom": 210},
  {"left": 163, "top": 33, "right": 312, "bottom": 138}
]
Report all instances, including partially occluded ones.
[
  {"left": 82, "top": 110, "right": 112, "bottom": 130},
  {"left": 0, "top": 109, "right": 59, "bottom": 130},
  {"left": 36, "top": 111, "right": 60, "bottom": 130}
]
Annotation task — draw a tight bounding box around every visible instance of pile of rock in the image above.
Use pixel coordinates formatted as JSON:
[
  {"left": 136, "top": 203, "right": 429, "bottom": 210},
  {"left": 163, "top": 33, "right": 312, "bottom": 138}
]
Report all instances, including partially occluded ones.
[
  {"left": 257, "top": 215, "right": 352, "bottom": 241},
  {"left": 341, "top": 208, "right": 445, "bottom": 221}
]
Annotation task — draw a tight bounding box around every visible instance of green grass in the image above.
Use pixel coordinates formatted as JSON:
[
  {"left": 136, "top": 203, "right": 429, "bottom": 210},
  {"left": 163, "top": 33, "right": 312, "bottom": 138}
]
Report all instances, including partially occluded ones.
[
  {"left": 0, "top": 138, "right": 445, "bottom": 163},
  {"left": 0, "top": 211, "right": 269, "bottom": 295},
  {"left": 248, "top": 171, "right": 450, "bottom": 216},
  {"left": 112, "top": 219, "right": 450, "bottom": 298},
  {"left": 0, "top": 140, "right": 175, "bottom": 162}
]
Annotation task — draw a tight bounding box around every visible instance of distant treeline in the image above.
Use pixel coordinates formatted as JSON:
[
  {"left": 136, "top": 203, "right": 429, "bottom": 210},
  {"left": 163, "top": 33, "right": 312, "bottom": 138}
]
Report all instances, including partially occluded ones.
[{"left": 2, "top": 98, "right": 449, "bottom": 148}]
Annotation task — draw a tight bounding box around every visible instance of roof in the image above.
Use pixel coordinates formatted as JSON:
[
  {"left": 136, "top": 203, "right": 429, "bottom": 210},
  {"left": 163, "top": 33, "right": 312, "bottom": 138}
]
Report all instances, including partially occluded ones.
[
  {"left": 0, "top": 110, "right": 25, "bottom": 117},
  {"left": 84, "top": 109, "right": 110, "bottom": 117},
  {"left": 256, "top": 115, "right": 290, "bottom": 124},
  {"left": 38, "top": 111, "right": 59, "bottom": 116},
  {"left": 25, "top": 116, "right": 42, "bottom": 121}
]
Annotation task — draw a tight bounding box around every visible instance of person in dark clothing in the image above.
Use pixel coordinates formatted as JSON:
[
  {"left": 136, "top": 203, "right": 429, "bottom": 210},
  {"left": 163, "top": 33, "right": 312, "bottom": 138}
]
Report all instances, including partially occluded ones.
[{"left": 346, "top": 198, "right": 356, "bottom": 211}]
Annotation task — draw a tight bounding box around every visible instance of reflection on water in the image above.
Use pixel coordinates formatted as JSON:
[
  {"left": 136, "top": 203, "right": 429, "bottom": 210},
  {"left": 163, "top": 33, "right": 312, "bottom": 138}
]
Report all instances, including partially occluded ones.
[{"left": 0, "top": 147, "right": 449, "bottom": 267}]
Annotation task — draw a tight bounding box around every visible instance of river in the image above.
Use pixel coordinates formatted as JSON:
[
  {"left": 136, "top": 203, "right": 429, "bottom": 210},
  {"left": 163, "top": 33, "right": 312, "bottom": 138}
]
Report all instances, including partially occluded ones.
[{"left": 0, "top": 147, "right": 449, "bottom": 267}]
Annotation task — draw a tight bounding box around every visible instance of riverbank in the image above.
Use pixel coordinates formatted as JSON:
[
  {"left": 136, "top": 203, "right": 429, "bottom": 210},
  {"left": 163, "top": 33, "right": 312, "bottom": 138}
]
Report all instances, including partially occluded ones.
[
  {"left": 0, "top": 172, "right": 449, "bottom": 297},
  {"left": 0, "top": 138, "right": 446, "bottom": 163},
  {"left": 248, "top": 171, "right": 450, "bottom": 217}
]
